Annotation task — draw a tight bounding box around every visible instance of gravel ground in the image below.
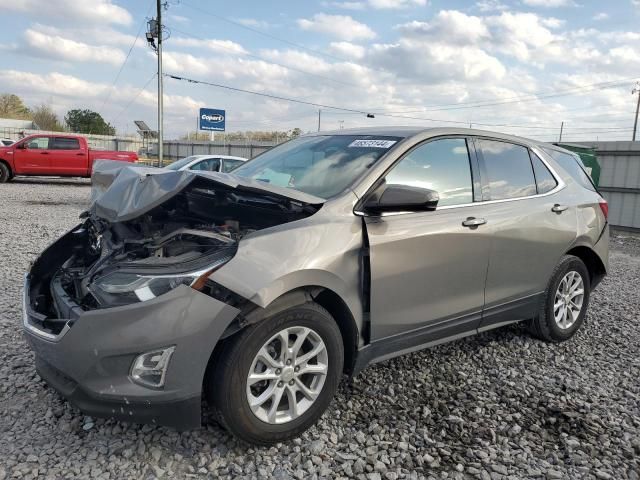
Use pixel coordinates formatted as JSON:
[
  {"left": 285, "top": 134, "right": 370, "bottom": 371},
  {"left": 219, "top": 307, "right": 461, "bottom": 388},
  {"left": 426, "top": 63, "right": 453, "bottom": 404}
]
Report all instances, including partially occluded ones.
[{"left": 1, "top": 177, "right": 639, "bottom": 480}]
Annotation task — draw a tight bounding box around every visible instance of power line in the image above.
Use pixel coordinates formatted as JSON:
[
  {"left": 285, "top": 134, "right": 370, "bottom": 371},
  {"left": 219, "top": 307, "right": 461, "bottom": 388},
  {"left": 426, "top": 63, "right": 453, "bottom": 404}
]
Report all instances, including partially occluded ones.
[
  {"left": 168, "top": 0, "right": 640, "bottom": 120},
  {"left": 179, "top": 1, "right": 351, "bottom": 64},
  {"left": 168, "top": 26, "right": 363, "bottom": 89},
  {"left": 165, "top": 73, "right": 635, "bottom": 132},
  {"left": 102, "top": 0, "right": 155, "bottom": 116},
  {"left": 112, "top": 73, "right": 157, "bottom": 125}
]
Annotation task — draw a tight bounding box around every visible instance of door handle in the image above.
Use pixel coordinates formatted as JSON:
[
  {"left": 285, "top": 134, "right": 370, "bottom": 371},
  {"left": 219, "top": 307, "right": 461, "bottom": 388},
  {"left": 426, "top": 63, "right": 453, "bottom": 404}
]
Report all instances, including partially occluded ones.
[
  {"left": 76, "top": 153, "right": 84, "bottom": 156},
  {"left": 40, "top": 151, "right": 49, "bottom": 155},
  {"left": 462, "top": 217, "right": 487, "bottom": 228},
  {"left": 551, "top": 204, "right": 568, "bottom": 213}
]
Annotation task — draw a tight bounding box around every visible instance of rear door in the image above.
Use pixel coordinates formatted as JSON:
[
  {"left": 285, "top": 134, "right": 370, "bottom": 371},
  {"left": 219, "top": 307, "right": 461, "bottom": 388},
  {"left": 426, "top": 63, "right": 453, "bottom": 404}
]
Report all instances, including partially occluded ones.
[
  {"left": 13, "top": 137, "right": 51, "bottom": 174},
  {"left": 49, "top": 137, "right": 86, "bottom": 175},
  {"left": 365, "top": 137, "right": 492, "bottom": 342},
  {"left": 474, "top": 138, "right": 576, "bottom": 329}
]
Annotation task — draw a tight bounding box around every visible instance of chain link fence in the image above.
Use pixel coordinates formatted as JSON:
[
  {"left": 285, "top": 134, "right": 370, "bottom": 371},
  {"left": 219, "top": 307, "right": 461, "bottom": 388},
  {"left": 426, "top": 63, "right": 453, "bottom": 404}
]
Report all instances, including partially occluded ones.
[{"left": 0, "top": 127, "right": 278, "bottom": 165}]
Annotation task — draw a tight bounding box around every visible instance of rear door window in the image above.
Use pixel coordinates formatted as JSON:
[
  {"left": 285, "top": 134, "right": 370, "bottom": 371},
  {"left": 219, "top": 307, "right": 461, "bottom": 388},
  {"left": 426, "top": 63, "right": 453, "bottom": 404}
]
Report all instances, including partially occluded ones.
[
  {"left": 542, "top": 148, "right": 596, "bottom": 192},
  {"left": 530, "top": 152, "right": 558, "bottom": 194},
  {"left": 385, "top": 138, "right": 474, "bottom": 207},
  {"left": 52, "top": 137, "right": 81, "bottom": 150},
  {"left": 222, "top": 159, "right": 244, "bottom": 172},
  {"left": 190, "top": 158, "right": 220, "bottom": 172},
  {"left": 477, "top": 139, "right": 536, "bottom": 200}
]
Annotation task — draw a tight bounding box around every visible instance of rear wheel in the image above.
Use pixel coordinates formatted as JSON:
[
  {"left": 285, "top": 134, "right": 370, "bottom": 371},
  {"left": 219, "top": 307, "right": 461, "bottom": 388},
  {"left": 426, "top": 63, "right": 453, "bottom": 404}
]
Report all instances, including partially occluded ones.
[
  {"left": 0, "top": 163, "right": 11, "bottom": 183},
  {"left": 208, "top": 303, "right": 343, "bottom": 445},
  {"left": 529, "top": 255, "right": 590, "bottom": 342}
]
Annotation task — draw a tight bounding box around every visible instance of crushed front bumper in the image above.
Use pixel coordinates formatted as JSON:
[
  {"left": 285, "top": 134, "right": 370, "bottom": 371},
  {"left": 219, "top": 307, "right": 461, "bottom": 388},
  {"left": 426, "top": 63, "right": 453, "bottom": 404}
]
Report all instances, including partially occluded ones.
[{"left": 23, "top": 275, "right": 240, "bottom": 429}]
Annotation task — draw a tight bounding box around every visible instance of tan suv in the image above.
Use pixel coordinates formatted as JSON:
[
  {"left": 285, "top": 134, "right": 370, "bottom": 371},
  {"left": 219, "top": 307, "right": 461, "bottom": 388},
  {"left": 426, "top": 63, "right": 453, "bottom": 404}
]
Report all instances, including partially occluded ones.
[{"left": 23, "top": 127, "right": 608, "bottom": 444}]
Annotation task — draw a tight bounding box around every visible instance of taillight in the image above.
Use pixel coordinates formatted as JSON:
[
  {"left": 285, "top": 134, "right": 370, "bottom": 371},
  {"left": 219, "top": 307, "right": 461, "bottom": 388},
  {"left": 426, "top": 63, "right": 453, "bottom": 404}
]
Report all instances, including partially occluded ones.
[{"left": 598, "top": 199, "right": 608, "bottom": 221}]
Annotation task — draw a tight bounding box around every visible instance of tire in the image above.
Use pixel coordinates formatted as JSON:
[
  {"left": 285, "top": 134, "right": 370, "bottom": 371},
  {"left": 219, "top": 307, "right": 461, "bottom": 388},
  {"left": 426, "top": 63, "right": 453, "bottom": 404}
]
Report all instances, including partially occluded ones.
[
  {"left": 528, "top": 255, "right": 591, "bottom": 342},
  {"left": 208, "top": 302, "right": 344, "bottom": 445},
  {"left": 0, "top": 162, "right": 11, "bottom": 183}
]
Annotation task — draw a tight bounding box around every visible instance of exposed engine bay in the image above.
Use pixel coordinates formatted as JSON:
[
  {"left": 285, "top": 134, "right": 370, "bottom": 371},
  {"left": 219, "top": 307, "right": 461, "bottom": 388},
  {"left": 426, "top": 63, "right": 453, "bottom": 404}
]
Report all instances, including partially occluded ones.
[{"left": 28, "top": 173, "right": 322, "bottom": 327}]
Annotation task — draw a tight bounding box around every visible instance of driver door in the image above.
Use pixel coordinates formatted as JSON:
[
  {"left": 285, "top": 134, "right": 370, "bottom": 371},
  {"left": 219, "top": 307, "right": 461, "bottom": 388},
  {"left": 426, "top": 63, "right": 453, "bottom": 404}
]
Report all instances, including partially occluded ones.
[
  {"left": 14, "top": 137, "right": 51, "bottom": 174},
  {"left": 364, "top": 137, "right": 491, "bottom": 343}
]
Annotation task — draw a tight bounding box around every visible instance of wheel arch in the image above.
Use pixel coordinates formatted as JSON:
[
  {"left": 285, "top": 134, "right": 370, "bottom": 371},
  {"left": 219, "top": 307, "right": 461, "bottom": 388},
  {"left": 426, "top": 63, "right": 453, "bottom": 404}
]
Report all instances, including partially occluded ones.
[
  {"left": 565, "top": 245, "right": 606, "bottom": 289},
  {"left": 204, "top": 285, "right": 360, "bottom": 391}
]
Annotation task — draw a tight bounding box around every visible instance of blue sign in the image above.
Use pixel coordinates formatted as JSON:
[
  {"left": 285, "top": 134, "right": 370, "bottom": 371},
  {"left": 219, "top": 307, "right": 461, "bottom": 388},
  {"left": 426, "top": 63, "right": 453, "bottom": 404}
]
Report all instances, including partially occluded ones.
[{"left": 199, "top": 108, "right": 226, "bottom": 131}]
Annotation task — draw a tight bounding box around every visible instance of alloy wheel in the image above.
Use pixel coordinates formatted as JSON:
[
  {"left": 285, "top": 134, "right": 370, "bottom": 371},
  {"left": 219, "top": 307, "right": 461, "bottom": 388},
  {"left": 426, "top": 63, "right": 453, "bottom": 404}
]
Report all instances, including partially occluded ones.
[
  {"left": 246, "top": 326, "right": 328, "bottom": 424},
  {"left": 553, "top": 271, "right": 585, "bottom": 330}
]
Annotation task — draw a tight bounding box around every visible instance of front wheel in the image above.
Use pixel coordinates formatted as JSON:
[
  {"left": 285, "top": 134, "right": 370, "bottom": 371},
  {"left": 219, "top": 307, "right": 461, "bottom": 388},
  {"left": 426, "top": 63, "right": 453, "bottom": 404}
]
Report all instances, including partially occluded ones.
[
  {"left": 208, "top": 303, "right": 344, "bottom": 445},
  {"left": 0, "top": 163, "right": 11, "bottom": 183},
  {"left": 529, "top": 255, "right": 591, "bottom": 342}
]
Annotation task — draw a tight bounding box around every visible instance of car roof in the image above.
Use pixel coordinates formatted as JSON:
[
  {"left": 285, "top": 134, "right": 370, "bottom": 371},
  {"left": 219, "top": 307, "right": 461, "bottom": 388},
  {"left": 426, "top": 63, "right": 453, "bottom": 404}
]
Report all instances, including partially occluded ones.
[
  {"left": 307, "top": 126, "right": 542, "bottom": 148},
  {"left": 187, "top": 155, "right": 247, "bottom": 161}
]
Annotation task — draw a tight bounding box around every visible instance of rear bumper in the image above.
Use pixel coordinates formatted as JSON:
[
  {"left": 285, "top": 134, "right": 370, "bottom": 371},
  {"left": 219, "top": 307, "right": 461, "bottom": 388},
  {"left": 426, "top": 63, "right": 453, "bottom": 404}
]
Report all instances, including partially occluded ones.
[{"left": 23, "top": 275, "right": 240, "bottom": 430}]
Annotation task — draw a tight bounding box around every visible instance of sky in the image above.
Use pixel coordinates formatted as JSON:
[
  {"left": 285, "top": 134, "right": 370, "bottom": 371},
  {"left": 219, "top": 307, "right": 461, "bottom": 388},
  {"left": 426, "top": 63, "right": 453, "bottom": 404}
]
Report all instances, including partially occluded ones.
[{"left": 0, "top": 0, "right": 639, "bottom": 141}]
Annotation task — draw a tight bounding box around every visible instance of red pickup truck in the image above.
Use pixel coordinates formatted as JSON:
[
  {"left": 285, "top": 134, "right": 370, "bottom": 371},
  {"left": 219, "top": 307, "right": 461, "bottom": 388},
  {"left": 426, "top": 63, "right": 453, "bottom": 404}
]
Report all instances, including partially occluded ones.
[{"left": 0, "top": 134, "right": 138, "bottom": 183}]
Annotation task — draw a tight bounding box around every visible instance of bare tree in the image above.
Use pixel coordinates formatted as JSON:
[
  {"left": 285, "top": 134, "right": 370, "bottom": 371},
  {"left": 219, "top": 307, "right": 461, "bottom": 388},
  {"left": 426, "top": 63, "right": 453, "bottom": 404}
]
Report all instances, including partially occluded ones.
[{"left": 31, "top": 104, "right": 64, "bottom": 131}]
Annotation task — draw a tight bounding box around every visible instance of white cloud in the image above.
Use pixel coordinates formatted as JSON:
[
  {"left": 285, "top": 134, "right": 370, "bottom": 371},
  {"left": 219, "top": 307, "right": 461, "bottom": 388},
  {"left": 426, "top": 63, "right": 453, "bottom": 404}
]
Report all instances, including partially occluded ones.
[
  {"left": 323, "top": 0, "right": 425, "bottom": 8},
  {"left": 369, "top": 40, "right": 506, "bottom": 83},
  {"left": 593, "top": 12, "right": 609, "bottom": 21},
  {"left": 297, "top": 14, "right": 376, "bottom": 41},
  {"left": 475, "top": 0, "right": 508, "bottom": 11},
  {"left": 235, "top": 18, "right": 272, "bottom": 28},
  {"left": 329, "top": 41, "right": 366, "bottom": 59},
  {"left": 29, "top": 23, "right": 137, "bottom": 47},
  {"left": 396, "top": 11, "right": 490, "bottom": 44},
  {"left": 541, "top": 17, "right": 565, "bottom": 28},
  {"left": 367, "top": 0, "right": 427, "bottom": 8},
  {"left": 522, "top": 0, "right": 575, "bottom": 6},
  {"left": 17, "top": 29, "right": 125, "bottom": 65},
  {"left": 172, "top": 37, "right": 248, "bottom": 55},
  {"left": 0, "top": 0, "right": 132, "bottom": 25}
]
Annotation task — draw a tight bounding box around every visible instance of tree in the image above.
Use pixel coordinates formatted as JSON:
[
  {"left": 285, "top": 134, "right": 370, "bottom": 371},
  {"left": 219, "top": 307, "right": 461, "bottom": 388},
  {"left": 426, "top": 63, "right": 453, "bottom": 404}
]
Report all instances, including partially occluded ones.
[
  {"left": 0, "top": 94, "right": 31, "bottom": 120},
  {"left": 289, "top": 127, "right": 303, "bottom": 139},
  {"left": 31, "top": 104, "right": 64, "bottom": 131},
  {"left": 64, "top": 109, "right": 115, "bottom": 135}
]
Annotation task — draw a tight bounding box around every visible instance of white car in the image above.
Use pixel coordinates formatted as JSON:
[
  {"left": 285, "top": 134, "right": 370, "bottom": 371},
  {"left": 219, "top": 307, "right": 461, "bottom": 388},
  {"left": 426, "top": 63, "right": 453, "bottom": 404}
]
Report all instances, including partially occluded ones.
[
  {"left": 1, "top": 138, "right": 14, "bottom": 146},
  {"left": 165, "top": 155, "right": 247, "bottom": 173}
]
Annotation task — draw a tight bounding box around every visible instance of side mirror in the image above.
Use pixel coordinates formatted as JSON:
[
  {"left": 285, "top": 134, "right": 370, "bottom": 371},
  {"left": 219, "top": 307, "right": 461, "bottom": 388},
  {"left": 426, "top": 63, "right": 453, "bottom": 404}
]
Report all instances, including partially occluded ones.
[
  {"left": 363, "top": 184, "right": 439, "bottom": 213},
  {"left": 15, "top": 143, "right": 26, "bottom": 149}
]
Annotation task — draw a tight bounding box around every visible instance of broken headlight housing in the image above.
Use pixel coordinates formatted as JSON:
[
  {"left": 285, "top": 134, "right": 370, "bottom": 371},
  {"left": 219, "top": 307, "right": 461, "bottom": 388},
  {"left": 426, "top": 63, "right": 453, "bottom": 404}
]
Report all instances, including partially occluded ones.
[{"left": 88, "top": 256, "right": 232, "bottom": 307}]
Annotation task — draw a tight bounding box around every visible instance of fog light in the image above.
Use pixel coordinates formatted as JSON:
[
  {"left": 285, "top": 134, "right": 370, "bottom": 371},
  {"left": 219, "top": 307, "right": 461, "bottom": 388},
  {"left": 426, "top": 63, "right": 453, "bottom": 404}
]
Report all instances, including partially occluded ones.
[{"left": 130, "top": 346, "right": 175, "bottom": 388}]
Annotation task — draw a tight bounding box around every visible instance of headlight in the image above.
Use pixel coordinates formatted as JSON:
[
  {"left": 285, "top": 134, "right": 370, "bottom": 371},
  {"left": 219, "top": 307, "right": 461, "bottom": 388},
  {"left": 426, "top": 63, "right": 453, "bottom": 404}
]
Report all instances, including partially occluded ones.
[{"left": 89, "top": 256, "right": 231, "bottom": 307}]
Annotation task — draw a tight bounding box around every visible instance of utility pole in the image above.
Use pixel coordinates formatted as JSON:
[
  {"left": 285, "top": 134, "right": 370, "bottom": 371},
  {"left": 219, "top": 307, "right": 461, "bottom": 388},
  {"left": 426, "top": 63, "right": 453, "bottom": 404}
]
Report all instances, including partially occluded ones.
[
  {"left": 317, "top": 109, "right": 321, "bottom": 132},
  {"left": 147, "top": 2, "right": 165, "bottom": 166},
  {"left": 558, "top": 121, "right": 564, "bottom": 142},
  {"left": 156, "top": 0, "right": 164, "bottom": 167},
  {"left": 633, "top": 82, "right": 640, "bottom": 142}
]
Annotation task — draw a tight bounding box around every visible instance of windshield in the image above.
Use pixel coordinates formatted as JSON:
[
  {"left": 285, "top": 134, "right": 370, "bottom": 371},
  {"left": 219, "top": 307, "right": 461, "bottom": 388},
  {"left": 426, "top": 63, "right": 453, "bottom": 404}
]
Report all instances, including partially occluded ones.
[
  {"left": 232, "top": 135, "right": 401, "bottom": 198},
  {"left": 165, "top": 156, "right": 199, "bottom": 171}
]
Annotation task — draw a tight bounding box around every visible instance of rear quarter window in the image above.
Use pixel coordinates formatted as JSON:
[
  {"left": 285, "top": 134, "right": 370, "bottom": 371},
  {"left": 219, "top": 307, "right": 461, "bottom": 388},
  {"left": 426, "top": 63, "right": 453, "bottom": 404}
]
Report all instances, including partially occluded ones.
[{"left": 543, "top": 148, "right": 596, "bottom": 192}]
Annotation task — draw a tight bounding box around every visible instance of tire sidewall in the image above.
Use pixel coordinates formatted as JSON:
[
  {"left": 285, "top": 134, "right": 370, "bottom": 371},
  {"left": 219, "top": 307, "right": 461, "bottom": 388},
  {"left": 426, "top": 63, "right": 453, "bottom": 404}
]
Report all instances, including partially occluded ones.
[
  {"left": 0, "top": 163, "right": 9, "bottom": 183},
  {"left": 214, "top": 304, "right": 343, "bottom": 444},
  {"left": 544, "top": 257, "right": 591, "bottom": 341}
]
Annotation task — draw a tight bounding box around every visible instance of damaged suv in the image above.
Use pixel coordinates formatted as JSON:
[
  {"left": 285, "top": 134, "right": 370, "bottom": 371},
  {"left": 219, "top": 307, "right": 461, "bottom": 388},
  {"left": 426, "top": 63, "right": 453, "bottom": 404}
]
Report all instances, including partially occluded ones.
[{"left": 23, "top": 128, "right": 608, "bottom": 444}]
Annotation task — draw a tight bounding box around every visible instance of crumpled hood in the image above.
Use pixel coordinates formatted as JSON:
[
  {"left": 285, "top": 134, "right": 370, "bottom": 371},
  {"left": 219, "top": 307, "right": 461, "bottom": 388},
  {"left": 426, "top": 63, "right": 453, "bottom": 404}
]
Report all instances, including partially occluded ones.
[{"left": 89, "top": 160, "right": 325, "bottom": 223}]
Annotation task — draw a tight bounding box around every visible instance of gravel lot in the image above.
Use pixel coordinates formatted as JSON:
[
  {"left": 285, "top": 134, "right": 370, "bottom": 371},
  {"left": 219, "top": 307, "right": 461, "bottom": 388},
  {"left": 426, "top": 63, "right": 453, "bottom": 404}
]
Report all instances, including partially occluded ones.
[{"left": 1, "top": 177, "right": 639, "bottom": 480}]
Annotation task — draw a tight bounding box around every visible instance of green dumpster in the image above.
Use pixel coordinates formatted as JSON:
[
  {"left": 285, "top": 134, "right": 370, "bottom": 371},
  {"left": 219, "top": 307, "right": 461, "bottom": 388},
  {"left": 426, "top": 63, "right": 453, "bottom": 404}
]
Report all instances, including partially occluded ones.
[{"left": 553, "top": 143, "right": 601, "bottom": 187}]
